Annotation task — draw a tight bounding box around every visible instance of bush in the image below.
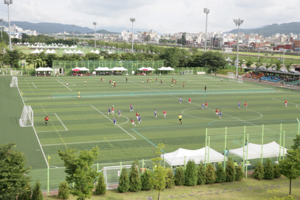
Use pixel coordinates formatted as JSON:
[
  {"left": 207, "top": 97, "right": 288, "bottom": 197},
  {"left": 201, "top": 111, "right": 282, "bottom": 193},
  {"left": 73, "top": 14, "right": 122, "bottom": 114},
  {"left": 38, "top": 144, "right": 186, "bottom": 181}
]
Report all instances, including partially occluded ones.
[
  {"left": 264, "top": 159, "right": 274, "bottom": 180},
  {"left": 129, "top": 162, "right": 141, "bottom": 192},
  {"left": 225, "top": 158, "right": 236, "bottom": 182},
  {"left": 273, "top": 163, "right": 281, "bottom": 178},
  {"left": 118, "top": 168, "right": 130, "bottom": 193},
  {"left": 18, "top": 183, "right": 31, "bottom": 200},
  {"left": 205, "top": 163, "right": 216, "bottom": 184},
  {"left": 253, "top": 162, "right": 265, "bottom": 180},
  {"left": 215, "top": 163, "right": 226, "bottom": 183},
  {"left": 174, "top": 167, "right": 185, "bottom": 186},
  {"left": 165, "top": 168, "right": 175, "bottom": 188},
  {"left": 197, "top": 162, "right": 206, "bottom": 185},
  {"left": 184, "top": 160, "right": 197, "bottom": 186},
  {"left": 58, "top": 181, "right": 69, "bottom": 199},
  {"left": 141, "top": 170, "right": 153, "bottom": 191},
  {"left": 95, "top": 172, "right": 106, "bottom": 195},
  {"left": 31, "top": 180, "right": 43, "bottom": 200},
  {"left": 235, "top": 166, "right": 244, "bottom": 181}
]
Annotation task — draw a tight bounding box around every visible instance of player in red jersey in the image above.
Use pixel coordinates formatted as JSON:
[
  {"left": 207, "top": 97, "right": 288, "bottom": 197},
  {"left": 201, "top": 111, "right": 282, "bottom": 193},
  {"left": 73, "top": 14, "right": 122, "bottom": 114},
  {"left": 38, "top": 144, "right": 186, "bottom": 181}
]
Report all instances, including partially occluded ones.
[
  {"left": 131, "top": 118, "right": 136, "bottom": 126},
  {"left": 163, "top": 110, "right": 167, "bottom": 118},
  {"left": 156, "top": 78, "right": 157, "bottom": 82},
  {"left": 183, "top": 82, "right": 185, "bottom": 88},
  {"left": 205, "top": 101, "right": 208, "bottom": 109},
  {"left": 215, "top": 109, "right": 219, "bottom": 116},
  {"left": 284, "top": 100, "right": 287, "bottom": 107},
  {"left": 161, "top": 80, "right": 163, "bottom": 84},
  {"left": 111, "top": 107, "right": 114, "bottom": 115},
  {"left": 244, "top": 101, "right": 247, "bottom": 109},
  {"left": 136, "top": 112, "right": 139, "bottom": 120},
  {"left": 44, "top": 116, "right": 49, "bottom": 125},
  {"left": 188, "top": 97, "right": 191, "bottom": 105}
]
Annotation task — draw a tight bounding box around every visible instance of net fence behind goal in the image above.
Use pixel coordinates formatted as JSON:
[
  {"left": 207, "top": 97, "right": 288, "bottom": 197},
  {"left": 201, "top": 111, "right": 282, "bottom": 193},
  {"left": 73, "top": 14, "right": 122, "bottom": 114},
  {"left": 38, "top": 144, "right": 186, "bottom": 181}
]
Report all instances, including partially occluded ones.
[
  {"left": 19, "top": 105, "right": 34, "bottom": 127},
  {"left": 227, "top": 72, "right": 236, "bottom": 81},
  {"left": 238, "top": 75, "right": 243, "bottom": 83},
  {"left": 10, "top": 76, "right": 18, "bottom": 87},
  {"left": 11, "top": 70, "right": 22, "bottom": 76},
  {"left": 184, "top": 70, "right": 193, "bottom": 75}
]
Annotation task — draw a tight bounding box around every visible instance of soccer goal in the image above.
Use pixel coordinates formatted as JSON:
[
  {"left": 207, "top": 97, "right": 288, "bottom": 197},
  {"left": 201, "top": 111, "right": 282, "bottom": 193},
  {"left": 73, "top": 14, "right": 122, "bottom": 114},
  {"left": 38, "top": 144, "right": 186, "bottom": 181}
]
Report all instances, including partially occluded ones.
[
  {"left": 10, "top": 76, "right": 18, "bottom": 87},
  {"left": 227, "top": 72, "right": 236, "bottom": 81},
  {"left": 184, "top": 70, "right": 193, "bottom": 75},
  {"left": 102, "top": 165, "right": 131, "bottom": 190},
  {"left": 11, "top": 70, "right": 22, "bottom": 76},
  {"left": 238, "top": 75, "right": 243, "bottom": 83},
  {"left": 19, "top": 105, "right": 34, "bottom": 127}
]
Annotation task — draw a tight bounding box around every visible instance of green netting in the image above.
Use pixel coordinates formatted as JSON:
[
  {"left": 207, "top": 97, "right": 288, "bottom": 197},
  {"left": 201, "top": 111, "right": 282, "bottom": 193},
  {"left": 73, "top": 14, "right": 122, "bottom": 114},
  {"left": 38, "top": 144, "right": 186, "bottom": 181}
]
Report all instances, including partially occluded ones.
[{"left": 53, "top": 88, "right": 275, "bottom": 99}]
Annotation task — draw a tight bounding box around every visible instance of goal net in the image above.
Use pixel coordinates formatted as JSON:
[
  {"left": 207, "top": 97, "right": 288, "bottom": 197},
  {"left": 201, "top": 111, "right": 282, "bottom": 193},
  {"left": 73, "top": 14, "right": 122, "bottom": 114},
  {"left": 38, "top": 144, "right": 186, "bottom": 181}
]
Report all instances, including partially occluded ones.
[
  {"left": 0, "top": 68, "right": 11, "bottom": 76},
  {"left": 10, "top": 76, "right": 18, "bottom": 87},
  {"left": 11, "top": 70, "right": 22, "bottom": 76},
  {"left": 103, "top": 165, "right": 131, "bottom": 190},
  {"left": 227, "top": 72, "right": 236, "bottom": 81},
  {"left": 19, "top": 105, "right": 34, "bottom": 127},
  {"left": 184, "top": 70, "right": 193, "bottom": 75},
  {"left": 238, "top": 75, "right": 243, "bottom": 83}
]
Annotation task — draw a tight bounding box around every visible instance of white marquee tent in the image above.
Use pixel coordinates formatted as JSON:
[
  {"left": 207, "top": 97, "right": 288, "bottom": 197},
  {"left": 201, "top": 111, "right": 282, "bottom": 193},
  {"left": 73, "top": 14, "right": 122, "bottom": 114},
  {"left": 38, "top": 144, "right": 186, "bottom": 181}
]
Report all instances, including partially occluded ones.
[
  {"left": 111, "top": 67, "right": 128, "bottom": 71},
  {"left": 158, "top": 66, "right": 175, "bottom": 71},
  {"left": 229, "top": 141, "right": 287, "bottom": 160},
  {"left": 162, "top": 147, "right": 226, "bottom": 166},
  {"left": 35, "top": 67, "right": 54, "bottom": 71},
  {"left": 94, "top": 67, "right": 111, "bottom": 71}
]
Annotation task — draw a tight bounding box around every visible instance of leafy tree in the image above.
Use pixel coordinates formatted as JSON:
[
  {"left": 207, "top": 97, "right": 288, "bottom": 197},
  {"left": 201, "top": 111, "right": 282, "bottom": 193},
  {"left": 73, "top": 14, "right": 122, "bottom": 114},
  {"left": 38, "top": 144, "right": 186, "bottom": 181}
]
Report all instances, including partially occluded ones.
[
  {"left": 256, "top": 58, "right": 264, "bottom": 67},
  {"left": 279, "top": 149, "right": 300, "bottom": 195},
  {"left": 253, "top": 162, "right": 265, "bottom": 180},
  {"left": 197, "top": 162, "right": 206, "bottom": 185},
  {"left": 274, "top": 60, "right": 281, "bottom": 71},
  {"left": 181, "top": 33, "right": 187, "bottom": 45},
  {"left": 18, "top": 182, "right": 31, "bottom": 200},
  {"left": 118, "top": 168, "right": 130, "bottom": 193},
  {"left": 145, "top": 35, "right": 151, "bottom": 42},
  {"left": 245, "top": 58, "right": 253, "bottom": 68},
  {"left": 273, "top": 164, "right": 281, "bottom": 178},
  {"left": 225, "top": 158, "right": 236, "bottom": 182},
  {"left": 141, "top": 170, "right": 153, "bottom": 191},
  {"left": 264, "top": 159, "right": 274, "bottom": 180},
  {"left": 151, "top": 165, "right": 167, "bottom": 200},
  {"left": 205, "top": 163, "right": 216, "bottom": 184},
  {"left": 285, "top": 61, "right": 293, "bottom": 72},
  {"left": 291, "top": 135, "right": 300, "bottom": 150},
  {"left": 95, "top": 171, "right": 106, "bottom": 195},
  {"left": 184, "top": 160, "right": 197, "bottom": 186},
  {"left": 129, "top": 160, "right": 141, "bottom": 192},
  {"left": 31, "top": 180, "right": 43, "bottom": 200},
  {"left": 174, "top": 167, "right": 185, "bottom": 186},
  {"left": 235, "top": 166, "right": 244, "bottom": 181},
  {"left": 0, "top": 31, "right": 9, "bottom": 44},
  {"left": 58, "top": 147, "right": 99, "bottom": 200},
  {"left": 0, "top": 143, "right": 30, "bottom": 200},
  {"left": 197, "top": 51, "right": 227, "bottom": 72},
  {"left": 165, "top": 167, "right": 175, "bottom": 188},
  {"left": 215, "top": 163, "right": 226, "bottom": 183},
  {"left": 58, "top": 181, "right": 70, "bottom": 199},
  {"left": 150, "top": 143, "right": 165, "bottom": 168}
]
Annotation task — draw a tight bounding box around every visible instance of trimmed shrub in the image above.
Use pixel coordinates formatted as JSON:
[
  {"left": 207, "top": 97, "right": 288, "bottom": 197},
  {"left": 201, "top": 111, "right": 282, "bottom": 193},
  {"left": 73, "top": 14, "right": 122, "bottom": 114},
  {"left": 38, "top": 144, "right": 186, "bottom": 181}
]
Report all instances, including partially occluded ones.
[
  {"left": 184, "top": 160, "right": 197, "bottom": 186},
  {"left": 58, "top": 181, "right": 69, "bottom": 199},
  {"left": 174, "top": 167, "right": 185, "bottom": 186},
  {"left": 253, "top": 162, "right": 264, "bottom": 180},
  {"left": 264, "top": 159, "right": 274, "bottom": 180},
  {"left": 205, "top": 163, "right": 216, "bottom": 184},
  {"left": 215, "top": 163, "right": 226, "bottom": 183},
  {"left": 273, "top": 163, "right": 281, "bottom": 178},
  {"left": 235, "top": 166, "right": 244, "bottom": 181},
  {"left": 18, "top": 183, "right": 31, "bottom": 200},
  {"left": 141, "top": 170, "right": 153, "bottom": 191},
  {"left": 31, "top": 180, "right": 43, "bottom": 200},
  {"left": 129, "top": 162, "right": 141, "bottom": 192},
  {"left": 118, "top": 168, "right": 130, "bottom": 193},
  {"left": 95, "top": 172, "right": 106, "bottom": 195},
  {"left": 225, "top": 158, "right": 236, "bottom": 182},
  {"left": 197, "top": 162, "right": 206, "bottom": 185},
  {"left": 165, "top": 168, "right": 175, "bottom": 188}
]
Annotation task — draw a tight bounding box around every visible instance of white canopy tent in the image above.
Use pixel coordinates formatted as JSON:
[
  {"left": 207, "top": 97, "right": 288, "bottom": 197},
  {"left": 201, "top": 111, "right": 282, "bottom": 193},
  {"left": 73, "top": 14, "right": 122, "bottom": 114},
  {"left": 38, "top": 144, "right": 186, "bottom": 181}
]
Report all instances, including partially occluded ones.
[
  {"left": 138, "top": 67, "right": 155, "bottom": 71},
  {"left": 111, "top": 67, "right": 128, "bottom": 71},
  {"left": 35, "top": 67, "right": 54, "bottom": 72},
  {"left": 229, "top": 141, "right": 287, "bottom": 160},
  {"left": 31, "top": 49, "right": 42, "bottom": 54},
  {"left": 158, "top": 66, "right": 175, "bottom": 71},
  {"left": 94, "top": 67, "right": 112, "bottom": 71},
  {"left": 162, "top": 147, "right": 226, "bottom": 166}
]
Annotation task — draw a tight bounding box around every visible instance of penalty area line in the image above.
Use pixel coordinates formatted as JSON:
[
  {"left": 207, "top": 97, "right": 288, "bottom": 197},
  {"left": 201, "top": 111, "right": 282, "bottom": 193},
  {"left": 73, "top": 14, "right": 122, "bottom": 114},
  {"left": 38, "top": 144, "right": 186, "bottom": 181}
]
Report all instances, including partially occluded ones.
[
  {"left": 32, "top": 82, "right": 37, "bottom": 88},
  {"left": 41, "top": 138, "right": 133, "bottom": 147},
  {"left": 55, "top": 113, "right": 68, "bottom": 131},
  {"left": 57, "top": 79, "right": 72, "bottom": 91}
]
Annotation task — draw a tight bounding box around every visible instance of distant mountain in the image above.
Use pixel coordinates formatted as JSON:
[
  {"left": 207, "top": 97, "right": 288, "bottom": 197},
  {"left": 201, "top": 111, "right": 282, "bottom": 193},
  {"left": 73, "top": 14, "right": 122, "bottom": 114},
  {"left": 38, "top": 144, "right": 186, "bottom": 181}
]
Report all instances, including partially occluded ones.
[
  {"left": 96, "top": 26, "right": 163, "bottom": 35},
  {"left": 87, "top": 29, "right": 120, "bottom": 34},
  {"left": 228, "top": 22, "right": 300, "bottom": 36}
]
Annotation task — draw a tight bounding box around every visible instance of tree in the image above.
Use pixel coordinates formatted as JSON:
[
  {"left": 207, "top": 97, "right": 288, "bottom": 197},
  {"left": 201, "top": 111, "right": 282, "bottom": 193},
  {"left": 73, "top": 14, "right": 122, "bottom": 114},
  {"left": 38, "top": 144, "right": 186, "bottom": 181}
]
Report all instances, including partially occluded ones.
[
  {"left": 205, "top": 163, "right": 216, "bottom": 184},
  {"left": 31, "top": 180, "right": 43, "bottom": 200},
  {"left": 273, "top": 163, "right": 281, "bottom": 178},
  {"left": 285, "top": 61, "right": 293, "bottom": 72},
  {"left": 274, "top": 60, "right": 281, "bottom": 71},
  {"left": 141, "top": 170, "right": 153, "bottom": 191},
  {"left": 197, "top": 51, "right": 227, "bottom": 72},
  {"left": 58, "top": 147, "right": 99, "bottom": 200},
  {"left": 215, "top": 163, "right": 226, "bottom": 183},
  {"left": 279, "top": 149, "right": 300, "bottom": 195},
  {"left": 118, "top": 168, "right": 130, "bottom": 193},
  {"left": 181, "top": 33, "right": 187, "bottom": 45},
  {"left": 253, "top": 162, "right": 265, "bottom": 180},
  {"left": 184, "top": 160, "right": 197, "bottom": 186},
  {"left": 18, "top": 182, "right": 31, "bottom": 200},
  {"left": 174, "top": 167, "right": 185, "bottom": 186},
  {"left": 0, "top": 143, "right": 30, "bottom": 200},
  {"left": 145, "top": 35, "right": 151, "bottom": 42},
  {"left": 225, "top": 158, "right": 236, "bottom": 182},
  {"left": 291, "top": 135, "right": 300, "bottom": 150},
  {"left": 58, "top": 181, "right": 70, "bottom": 199},
  {"left": 165, "top": 167, "right": 175, "bottom": 188},
  {"left": 245, "top": 58, "right": 253, "bottom": 68},
  {"left": 197, "top": 162, "right": 206, "bottom": 185},
  {"left": 264, "top": 159, "right": 274, "bottom": 180},
  {"left": 256, "top": 57, "right": 264, "bottom": 67},
  {"left": 129, "top": 160, "right": 141, "bottom": 192},
  {"left": 95, "top": 171, "right": 106, "bottom": 195},
  {"left": 235, "top": 166, "right": 244, "bottom": 181}
]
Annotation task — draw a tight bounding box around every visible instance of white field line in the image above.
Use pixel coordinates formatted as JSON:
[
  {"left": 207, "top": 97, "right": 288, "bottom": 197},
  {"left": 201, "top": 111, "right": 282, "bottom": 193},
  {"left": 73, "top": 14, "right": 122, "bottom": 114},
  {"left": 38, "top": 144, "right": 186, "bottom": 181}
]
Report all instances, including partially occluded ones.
[
  {"left": 57, "top": 79, "right": 72, "bottom": 91},
  {"left": 32, "top": 82, "right": 37, "bottom": 88},
  {"left": 119, "top": 115, "right": 129, "bottom": 126},
  {"left": 55, "top": 113, "right": 68, "bottom": 131},
  {"left": 91, "top": 105, "right": 136, "bottom": 140},
  {"left": 16, "top": 84, "right": 49, "bottom": 168},
  {"left": 42, "top": 138, "right": 133, "bottom": 147},
  {"left": 37, "top": 130, "right": 68, "bottom": 133}
]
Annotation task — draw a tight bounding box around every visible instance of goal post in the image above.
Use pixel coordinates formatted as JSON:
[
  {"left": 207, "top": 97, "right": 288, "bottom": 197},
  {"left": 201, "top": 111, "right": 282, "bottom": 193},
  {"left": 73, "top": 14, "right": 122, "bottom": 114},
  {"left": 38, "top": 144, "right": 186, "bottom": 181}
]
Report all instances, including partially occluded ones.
[
  {"left": 19, "top": 105, "right": 34, "bottom": 127},
  {"left": 10, "top": 76, "right": 18, "bottom": 87},
  {"left": 11, "top": 70, "right": 22, "bottom": 76},
  {"left": 102, "top": 165, "right": 131, "bottom": 190},
  {"left": 184, "top": 70, "right": 193, "bottom": 75},
  {"left": 238, "top": 75, "right": 243, "bottom": 83},
  {"left": 227, "top": 72, "right": 236, "bottom": 81}
]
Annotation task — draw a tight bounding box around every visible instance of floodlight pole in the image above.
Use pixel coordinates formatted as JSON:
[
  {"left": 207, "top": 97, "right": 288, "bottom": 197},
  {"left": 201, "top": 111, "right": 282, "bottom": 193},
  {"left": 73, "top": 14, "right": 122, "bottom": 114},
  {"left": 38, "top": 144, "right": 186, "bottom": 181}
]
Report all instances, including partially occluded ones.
[
  {"left": 258, "top": 49, "right": 260, "bottom": 62},
  {"left": 0, "top": 19, "right": 3, "bottom": 40},
  {"left": 233, "top": 18, "right": 243, "bottom": 78},
  {"left": 4, "top": 0, "right": 13, "bottom": 50},
  {"left": 282, "top": 50, "right": 285, "bottom": 68},
  {"left": 72, "top": 25, "right": 75, "bottom": 45},
  {"left": 93, "top": 22, "right": 97, "bottom": 48},
  {"left": 203, "top": 8, "right": 209, "bottom": 52},
  {"left": 130, "top": 18, "right": 135, "bottom": 53}
]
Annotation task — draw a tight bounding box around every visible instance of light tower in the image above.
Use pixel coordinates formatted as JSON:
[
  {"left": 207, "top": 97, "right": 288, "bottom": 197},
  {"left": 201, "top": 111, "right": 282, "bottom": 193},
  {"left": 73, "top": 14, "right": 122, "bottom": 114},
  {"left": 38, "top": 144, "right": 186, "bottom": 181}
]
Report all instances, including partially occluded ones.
[
  {"left": 4, "top": 0, "right": 13, "bottom": 50},
  {"left": 72, "top": 25, "right": 75, "bottom": 45},
  {"left": 203, "top": 8, "right": 209, "bottom": 52},
  {"left": 0, "top": 19, "right": 3, "bottom": 40},
  {"left": 233, "top": 18, "right": 244, "bottom": 78},
  {"left": 130, "top": 18, "right": 135, "bottom": 53},
  {"left": 93, "top": 22, "right": 97, "bottom": 48}
]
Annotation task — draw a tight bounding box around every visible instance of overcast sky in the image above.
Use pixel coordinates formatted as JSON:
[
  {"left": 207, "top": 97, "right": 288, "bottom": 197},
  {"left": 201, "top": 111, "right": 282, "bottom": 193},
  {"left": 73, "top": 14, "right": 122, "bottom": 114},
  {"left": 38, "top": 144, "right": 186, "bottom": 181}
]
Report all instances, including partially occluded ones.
[{"left": 1, "top": 0, "right": 299, "bottom": 33}]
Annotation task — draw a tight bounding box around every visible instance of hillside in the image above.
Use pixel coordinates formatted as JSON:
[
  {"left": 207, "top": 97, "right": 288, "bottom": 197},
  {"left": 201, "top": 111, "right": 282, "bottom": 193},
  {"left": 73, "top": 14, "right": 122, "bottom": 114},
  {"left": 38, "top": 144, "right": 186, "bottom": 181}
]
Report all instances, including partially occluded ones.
[{"left": 87, "top": 29, "right": 120, "bottom": 34}]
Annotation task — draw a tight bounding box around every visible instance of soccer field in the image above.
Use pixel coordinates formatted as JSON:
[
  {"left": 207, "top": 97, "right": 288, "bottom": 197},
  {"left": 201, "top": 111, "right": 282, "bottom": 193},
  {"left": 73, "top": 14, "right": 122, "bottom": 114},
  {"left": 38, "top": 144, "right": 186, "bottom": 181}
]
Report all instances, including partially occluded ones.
[{"left": 2, "top": 74, "right": 300, "bottom": 169}]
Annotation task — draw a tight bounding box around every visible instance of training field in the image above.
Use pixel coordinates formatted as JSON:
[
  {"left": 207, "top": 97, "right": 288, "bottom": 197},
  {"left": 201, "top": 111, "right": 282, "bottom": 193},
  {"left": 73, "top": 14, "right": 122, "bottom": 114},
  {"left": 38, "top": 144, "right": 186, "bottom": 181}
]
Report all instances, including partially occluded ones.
[{"left": 1, "top": 74, "right": 300, "bottom": 169}]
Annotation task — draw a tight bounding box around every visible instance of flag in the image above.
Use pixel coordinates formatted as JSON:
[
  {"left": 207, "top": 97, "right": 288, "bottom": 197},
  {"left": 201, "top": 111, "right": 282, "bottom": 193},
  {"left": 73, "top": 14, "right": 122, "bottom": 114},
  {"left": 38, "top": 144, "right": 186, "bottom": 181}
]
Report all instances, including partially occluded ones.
[{"left": 48, "top": 155, "right": 51, "bottom": 160}]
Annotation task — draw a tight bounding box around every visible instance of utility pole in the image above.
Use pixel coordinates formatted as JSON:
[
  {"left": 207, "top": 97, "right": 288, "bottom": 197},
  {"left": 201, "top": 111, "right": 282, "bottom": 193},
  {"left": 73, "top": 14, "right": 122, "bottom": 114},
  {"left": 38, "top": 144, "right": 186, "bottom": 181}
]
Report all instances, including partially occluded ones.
[
  {"left": 203, "top": 8, "right": 209, "bottom": 52},
  {"left": 4, "top": 0, "right": 13, "bottom": 50},
  {"left": 0, "top": 19, "right": 3, "bottom": 40},
  {"left": 72, "top": 25, "right": 75, "bottom": 45},
  {"left": 233, "top": 18, "right": 244, "bottom": 78},
  {"left": 130, "top": 18, "right": 135, "bottom": 53}
]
